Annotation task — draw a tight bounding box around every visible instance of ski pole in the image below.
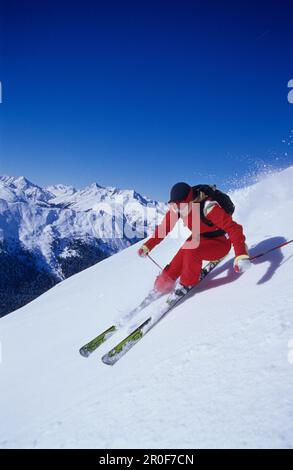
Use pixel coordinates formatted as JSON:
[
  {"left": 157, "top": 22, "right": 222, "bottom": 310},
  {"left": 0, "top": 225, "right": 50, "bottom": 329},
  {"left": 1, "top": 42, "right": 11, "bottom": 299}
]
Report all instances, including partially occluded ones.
[
  {"left": 147, "top": 238, "right": 293, "bottom": 268},
  {"left": 250, "top": 239, "right": 293, "bottom": 261},
  {"left": 147, "top": 253, "right": 163, "bottom": 270}
]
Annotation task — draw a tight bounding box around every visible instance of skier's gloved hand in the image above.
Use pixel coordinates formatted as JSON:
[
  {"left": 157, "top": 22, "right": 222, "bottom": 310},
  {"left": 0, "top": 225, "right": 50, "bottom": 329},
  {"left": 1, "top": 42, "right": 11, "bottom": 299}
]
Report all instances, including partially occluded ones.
[
  {"left": 234, "top": 254, "right": 251, "bottom": 273},
  {"left": 138, "top": 245, "right": 150, "bottom": 258}
]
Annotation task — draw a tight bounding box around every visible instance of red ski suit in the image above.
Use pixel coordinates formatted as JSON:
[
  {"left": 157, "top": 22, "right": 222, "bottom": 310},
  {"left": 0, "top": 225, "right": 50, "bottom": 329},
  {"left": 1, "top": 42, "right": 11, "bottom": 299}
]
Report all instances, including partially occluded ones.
[{"left": 144, "top": 201, "right": 247, "bottom": 291}]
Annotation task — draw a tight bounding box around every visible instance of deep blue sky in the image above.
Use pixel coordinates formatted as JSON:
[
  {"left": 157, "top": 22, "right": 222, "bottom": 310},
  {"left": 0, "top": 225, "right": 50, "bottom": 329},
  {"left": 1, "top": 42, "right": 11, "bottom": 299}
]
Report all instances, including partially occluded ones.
[{"left": 0, "top": 0, "right": 293, "bottom": 200}]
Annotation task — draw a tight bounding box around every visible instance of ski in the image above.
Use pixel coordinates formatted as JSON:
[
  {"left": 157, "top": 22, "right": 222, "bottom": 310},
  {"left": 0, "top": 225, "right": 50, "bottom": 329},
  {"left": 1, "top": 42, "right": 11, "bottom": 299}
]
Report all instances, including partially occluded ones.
[
  {"left": 79, "top": 325, "right": 118, "bottom": 357},
  {"left": 79, "top": 289, "right": 161, "bottom": 357},
  {"left": 102, "top": 258, "right": 225, "bottom": 365}
]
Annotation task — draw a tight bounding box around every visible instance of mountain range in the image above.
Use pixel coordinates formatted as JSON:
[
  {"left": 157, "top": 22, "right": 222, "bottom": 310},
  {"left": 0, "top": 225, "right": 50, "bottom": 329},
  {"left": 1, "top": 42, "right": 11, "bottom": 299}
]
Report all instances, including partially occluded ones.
[{"left": 0, "top": 175, "right": 165, "bottom": 316}]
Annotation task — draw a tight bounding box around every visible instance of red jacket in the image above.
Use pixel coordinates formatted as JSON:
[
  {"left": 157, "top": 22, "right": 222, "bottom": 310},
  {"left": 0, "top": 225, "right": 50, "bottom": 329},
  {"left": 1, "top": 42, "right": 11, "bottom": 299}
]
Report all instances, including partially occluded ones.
[{"left": 145, "top": 202, "right": 247, "bottom": 257}]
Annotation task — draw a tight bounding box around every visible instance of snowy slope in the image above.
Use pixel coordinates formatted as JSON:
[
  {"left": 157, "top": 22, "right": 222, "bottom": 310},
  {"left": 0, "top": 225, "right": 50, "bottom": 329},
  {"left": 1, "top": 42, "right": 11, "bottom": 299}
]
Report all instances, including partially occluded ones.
[{"left": 0, "top": 167, "right": 293, "bottom": 449}]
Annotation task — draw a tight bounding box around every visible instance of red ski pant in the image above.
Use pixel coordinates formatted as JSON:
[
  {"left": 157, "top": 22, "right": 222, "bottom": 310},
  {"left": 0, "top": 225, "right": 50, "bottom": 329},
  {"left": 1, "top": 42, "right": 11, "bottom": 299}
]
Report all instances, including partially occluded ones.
[{"left": 163, "top": 235, "right": 231, "bottom": 287}]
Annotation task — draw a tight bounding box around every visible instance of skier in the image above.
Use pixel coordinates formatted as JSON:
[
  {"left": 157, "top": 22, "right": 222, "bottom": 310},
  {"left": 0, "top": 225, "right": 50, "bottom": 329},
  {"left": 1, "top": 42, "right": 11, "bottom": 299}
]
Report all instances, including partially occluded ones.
[{"left": 138, "top": 182, "right": 251, "bottom": 297}]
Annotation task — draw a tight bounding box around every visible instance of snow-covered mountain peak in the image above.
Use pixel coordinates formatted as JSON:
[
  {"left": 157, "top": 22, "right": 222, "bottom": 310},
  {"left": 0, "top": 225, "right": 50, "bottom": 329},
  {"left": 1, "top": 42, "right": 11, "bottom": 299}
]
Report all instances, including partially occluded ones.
[
  {"left": 0, "top": 175, "right": 53, "bottom": 203},
  {"left": 46, "top": 184, "right": 77, "bottom": 198},
  {"left": 48, "top": 181, "right": 164, "bottom": 213},
  {"left": 79, "top": 182, "right": 104, "bottom": 195},
  {"left": 13, "top": 175, "right": 31, "bottom": 187},
  {"left": 1, "top": 175, "right": 36, "bottom": 189}
]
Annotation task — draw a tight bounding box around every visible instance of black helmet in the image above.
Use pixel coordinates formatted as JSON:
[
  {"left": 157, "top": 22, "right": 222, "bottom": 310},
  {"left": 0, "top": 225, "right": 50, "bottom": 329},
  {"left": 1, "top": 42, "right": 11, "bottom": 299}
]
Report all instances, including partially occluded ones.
[{"left": 168, "top": 182, "right": 191, "bottom": 203}]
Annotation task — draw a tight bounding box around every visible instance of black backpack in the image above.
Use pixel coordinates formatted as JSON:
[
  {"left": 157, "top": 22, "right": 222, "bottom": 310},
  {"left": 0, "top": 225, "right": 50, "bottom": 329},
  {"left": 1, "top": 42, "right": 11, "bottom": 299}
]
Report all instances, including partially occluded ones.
[{"left": 192, "top": 184, "right": 235, "bottom": 237}]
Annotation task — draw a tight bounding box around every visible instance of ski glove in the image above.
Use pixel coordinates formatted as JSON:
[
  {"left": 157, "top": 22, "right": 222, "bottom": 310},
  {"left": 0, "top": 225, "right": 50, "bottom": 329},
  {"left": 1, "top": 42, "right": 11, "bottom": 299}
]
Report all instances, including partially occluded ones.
[
  {"left": 234, "top": 254, "right": 251, "bottom": 273},
  {"left": 138, "top": 245, "right": 150, "bottom": 258}
]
